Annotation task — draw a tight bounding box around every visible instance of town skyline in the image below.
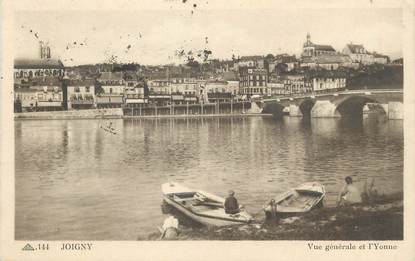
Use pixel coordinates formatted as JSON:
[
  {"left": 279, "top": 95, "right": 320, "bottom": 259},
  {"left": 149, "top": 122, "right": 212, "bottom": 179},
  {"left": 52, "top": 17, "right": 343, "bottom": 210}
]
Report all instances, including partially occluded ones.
[{"left": 14, "top": 8, "right": 402, "bottom": 66}]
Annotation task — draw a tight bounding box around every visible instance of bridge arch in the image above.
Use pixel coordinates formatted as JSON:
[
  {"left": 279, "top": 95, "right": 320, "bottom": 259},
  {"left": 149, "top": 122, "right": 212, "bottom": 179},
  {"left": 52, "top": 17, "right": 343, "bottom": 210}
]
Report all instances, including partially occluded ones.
[
  {"left": 262, "top": 102, "right": 285, "bottom": 118},
  {"left": 299, "top": 99, "right": 315, "bottom": 118},
  {"left": 336, "top": 95, "right": 386, "bottom": 118}
]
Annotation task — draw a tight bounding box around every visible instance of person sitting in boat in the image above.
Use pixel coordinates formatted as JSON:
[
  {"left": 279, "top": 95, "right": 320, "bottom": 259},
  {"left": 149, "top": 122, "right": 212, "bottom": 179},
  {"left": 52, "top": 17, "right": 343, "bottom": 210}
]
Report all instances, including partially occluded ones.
[
  {"left": 224, "top": 190, "right": 240, "bottom": 214},
  {"left": 337, "top": 176, "right": 362, "bottom": 206}
]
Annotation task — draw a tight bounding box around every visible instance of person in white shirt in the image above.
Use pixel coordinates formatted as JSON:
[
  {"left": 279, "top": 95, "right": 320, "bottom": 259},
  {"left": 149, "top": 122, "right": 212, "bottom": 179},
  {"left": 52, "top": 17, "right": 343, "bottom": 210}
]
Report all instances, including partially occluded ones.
[
  {"left": 337, "top": 176, "right": 362, "bottom": 206},
  {"left": 160, "top": 215, "right": 179, "bottom": 239}
]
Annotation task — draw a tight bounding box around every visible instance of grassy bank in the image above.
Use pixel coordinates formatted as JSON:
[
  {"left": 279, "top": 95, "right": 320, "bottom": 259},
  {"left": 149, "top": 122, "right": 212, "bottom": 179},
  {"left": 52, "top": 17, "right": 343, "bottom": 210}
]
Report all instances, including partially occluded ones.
[{"left": 148, "top": 192, "right": 403, "bottom": 240}]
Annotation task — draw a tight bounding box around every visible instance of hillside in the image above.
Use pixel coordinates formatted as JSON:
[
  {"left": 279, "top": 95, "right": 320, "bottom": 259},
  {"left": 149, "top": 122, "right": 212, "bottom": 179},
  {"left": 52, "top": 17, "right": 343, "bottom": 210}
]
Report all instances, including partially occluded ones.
[{"left": 347, "top": 65, "right": 403, "bottom": 90}]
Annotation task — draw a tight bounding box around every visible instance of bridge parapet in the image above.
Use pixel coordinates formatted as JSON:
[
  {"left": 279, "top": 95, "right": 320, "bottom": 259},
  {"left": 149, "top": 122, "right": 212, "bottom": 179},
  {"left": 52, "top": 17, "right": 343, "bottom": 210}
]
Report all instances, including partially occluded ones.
[{"left": 262, "top": 89, "right": 403, "bottom": 119}]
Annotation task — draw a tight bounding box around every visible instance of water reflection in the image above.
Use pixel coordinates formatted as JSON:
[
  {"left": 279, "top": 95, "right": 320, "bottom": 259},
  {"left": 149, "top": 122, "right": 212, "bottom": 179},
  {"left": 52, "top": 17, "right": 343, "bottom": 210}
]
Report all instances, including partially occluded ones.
[{"left": 15, "top": 116, "right": 403, "bottom": 240}]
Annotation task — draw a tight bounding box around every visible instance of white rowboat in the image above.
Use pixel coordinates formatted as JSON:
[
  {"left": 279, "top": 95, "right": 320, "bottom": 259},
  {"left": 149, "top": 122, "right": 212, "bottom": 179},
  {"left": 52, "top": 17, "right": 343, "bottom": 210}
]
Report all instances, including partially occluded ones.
[
  {"left": 162, "top": 182, "right": 254, "bottom": 227},
  {"left": 264, "top": 182, "right": 325, "bottom": 216}
]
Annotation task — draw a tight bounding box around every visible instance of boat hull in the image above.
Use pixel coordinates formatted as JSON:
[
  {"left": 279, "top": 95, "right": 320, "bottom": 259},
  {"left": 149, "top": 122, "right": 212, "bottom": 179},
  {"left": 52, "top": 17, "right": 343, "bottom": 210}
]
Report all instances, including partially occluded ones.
[
  {"left": 264, "top": 182, "right": 326, "bottom": 216},
  {"left": 161, "top": 182, "right": 253, "bottom": 227},
  {"left": 163, "top": 196, "right": 248, "bottom": 227}
]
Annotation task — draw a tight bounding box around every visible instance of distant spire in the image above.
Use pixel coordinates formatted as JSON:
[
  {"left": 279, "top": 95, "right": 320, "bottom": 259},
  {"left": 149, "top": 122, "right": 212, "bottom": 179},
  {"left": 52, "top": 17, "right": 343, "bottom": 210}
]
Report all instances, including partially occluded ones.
[
  {"left": 39, "top": 41, "right": 52, "bottom": 59},
  {"left": 306, "top": 32, "right": 311, "bottom": 44},
  {"left": 39, "top": 41, "right": 44, "bottom": 59}
]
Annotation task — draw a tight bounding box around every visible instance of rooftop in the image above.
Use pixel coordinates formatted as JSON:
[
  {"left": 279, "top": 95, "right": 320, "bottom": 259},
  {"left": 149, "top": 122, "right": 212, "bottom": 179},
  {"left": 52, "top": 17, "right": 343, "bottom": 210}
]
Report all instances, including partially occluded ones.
[
  {"left": 313, "top": 44, "right": 336, "bottom": 52},
  {"left": 14, "top": 58, "right": 64, "bottom": 69},
  {"left": 302, "top": 54, "right": 352, "bottom": 64},
  {"left": 67, "top": 79, "right": 95, "bottom": 86},
  {"left": 372, "top": 52, "right": 389, "bottom": 59},
  {"left": 30, "top": 77, "right": 62, "bottom": 86},
  {"left": 346, "top": 44, "right": 368, "bottom": 54},
  {"left": 30, "top": 86, "right": 63, "bottom": 92},
  {"left": 206, "top": 80, "right": 228, "bottom": 85}
]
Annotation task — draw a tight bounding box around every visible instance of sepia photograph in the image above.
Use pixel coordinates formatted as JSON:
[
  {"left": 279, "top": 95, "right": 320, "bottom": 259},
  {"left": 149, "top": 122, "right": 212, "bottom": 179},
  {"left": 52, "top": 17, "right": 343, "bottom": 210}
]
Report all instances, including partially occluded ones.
[
  {"left": 2, "top": 0, "right": 415, "bottom": 260},
  {"left": 11, "top": 6, "right": 405, "bottom": 242}
]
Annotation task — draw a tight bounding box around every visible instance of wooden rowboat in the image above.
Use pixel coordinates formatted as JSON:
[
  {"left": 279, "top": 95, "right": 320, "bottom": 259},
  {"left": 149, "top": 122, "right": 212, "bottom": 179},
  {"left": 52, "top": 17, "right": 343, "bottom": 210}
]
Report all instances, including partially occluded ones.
[
  {"left": 162, "top": 182, "right": 254, "bottom": 227},
  {"left": 264, "top": 182, "right": 325, "bottom": 216}
]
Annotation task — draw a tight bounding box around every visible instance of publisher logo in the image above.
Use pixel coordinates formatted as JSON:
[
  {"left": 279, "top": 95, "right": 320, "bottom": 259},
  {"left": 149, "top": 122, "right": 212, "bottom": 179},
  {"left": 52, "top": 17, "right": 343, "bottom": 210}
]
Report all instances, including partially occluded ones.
[{"left": 22, "top": 244, "right": 35, "bottom": 251}]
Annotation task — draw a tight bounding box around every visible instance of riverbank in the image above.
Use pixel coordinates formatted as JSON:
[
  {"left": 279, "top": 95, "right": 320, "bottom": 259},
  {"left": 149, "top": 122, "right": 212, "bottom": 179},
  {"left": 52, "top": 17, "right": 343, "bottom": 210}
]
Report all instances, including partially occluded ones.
[
  {"left": 14, "top": 109, "right": 272, "bottom": 120},
  {"left": 147, "top": 192, "right": 403, "bottom": 240}
]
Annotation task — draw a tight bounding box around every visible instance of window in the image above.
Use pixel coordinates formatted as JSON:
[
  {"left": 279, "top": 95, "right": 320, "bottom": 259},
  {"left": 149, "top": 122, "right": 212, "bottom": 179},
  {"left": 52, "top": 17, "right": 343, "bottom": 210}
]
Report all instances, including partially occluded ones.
[
  {"left": 110, "top": 88, "right": 113, "bottom": 94},
  {"left": 86, "top": 86, "right": 90, "bottom": 93},
  {"left": 75, "top": 87, "right": 80, "bottom": 93}
]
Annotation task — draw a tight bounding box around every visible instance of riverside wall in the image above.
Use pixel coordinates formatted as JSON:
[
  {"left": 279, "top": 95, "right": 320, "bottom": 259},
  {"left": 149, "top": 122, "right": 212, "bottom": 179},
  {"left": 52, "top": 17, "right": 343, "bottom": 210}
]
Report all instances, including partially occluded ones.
[
  {"left": 14, "top": 108, "right": 124, "bottom": 120},
  {"left": 14, "top": 102, "right": 271, "bottom": 120}
]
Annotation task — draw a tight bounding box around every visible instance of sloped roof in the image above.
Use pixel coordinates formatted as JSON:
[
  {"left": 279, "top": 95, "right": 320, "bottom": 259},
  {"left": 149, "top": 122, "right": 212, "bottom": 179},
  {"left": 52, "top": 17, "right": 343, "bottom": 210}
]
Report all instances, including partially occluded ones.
[
  {"left": 14, "top": 58, "right": 64, "bottom": 69},
  {"left": 67, "top": 79, "right": 95, "bottom": 86},
  {"left": 29, "top": 77, "right": 62, "bottom": 86},
  {"left": 302, "top": 54, "right": 352, "bottom": 64},
  {"left": 372, "top": 52, "right": 389, "bottom": 59},
  {"left": 239, "top": 55, "right": 264, "bottom": 61},
  {"left": 306, "top": 69, "right": 348, "bottom": 78},
  {"left": 15, "top": 88, "right": 38, "bottom": 93},
  {"left": 206, "top": 80, "right": 228, "bottom": 85},
  {"left": 346, "top": 44, "right": 367, "bottom": 54},
  {"left": 30, "top": 86, "right": 63, "bottom": 92},
  {"left": 313, "top": 44, "right": 336, "bottom": 52},
  {"left": 275, "top": 55, "right": 297, "bottom": 63}
]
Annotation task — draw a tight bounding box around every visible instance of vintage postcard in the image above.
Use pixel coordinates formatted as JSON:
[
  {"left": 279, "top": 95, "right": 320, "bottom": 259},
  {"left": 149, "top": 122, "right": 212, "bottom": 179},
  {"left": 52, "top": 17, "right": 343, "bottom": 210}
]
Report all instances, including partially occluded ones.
[{"left": 1, "top": 0, "right": 414, "bottom": 260}]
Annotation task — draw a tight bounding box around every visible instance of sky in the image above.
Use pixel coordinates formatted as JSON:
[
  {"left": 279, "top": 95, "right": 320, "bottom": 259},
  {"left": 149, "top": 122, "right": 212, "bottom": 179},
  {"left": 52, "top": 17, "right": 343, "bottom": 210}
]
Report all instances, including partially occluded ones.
[{"left": 13, "top": 7, "right": 403, "bottom": 66}]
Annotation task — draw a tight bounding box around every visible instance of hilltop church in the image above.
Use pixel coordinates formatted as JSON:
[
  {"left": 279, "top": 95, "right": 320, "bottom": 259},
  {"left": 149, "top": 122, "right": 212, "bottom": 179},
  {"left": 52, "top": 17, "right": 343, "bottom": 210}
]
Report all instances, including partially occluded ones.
[{"left": 301, "top": 33, "right": 336, "bottom": 57}]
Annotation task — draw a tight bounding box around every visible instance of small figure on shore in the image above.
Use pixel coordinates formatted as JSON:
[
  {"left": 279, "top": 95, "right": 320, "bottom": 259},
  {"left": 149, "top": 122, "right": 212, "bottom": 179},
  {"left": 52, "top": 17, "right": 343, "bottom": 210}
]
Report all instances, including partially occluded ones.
[
  {"left": 337, "top": 176, "right": 362, "bottom": 206},
  {"left": 160, "top": 214, "right": 179, "bottom": 240},
  {"left": 224, "top": 190, "right": 240, "bottom": 214}
]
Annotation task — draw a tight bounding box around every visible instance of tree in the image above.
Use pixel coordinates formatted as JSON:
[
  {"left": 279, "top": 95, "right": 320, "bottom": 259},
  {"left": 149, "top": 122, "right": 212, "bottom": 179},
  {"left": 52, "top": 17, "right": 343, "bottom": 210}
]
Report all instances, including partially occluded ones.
[
  {"left": 265, "top": 54, "right": 275, "bottom": 61},
  {"left": 94, "top": 81, "right": 104, "bottom": 95}
]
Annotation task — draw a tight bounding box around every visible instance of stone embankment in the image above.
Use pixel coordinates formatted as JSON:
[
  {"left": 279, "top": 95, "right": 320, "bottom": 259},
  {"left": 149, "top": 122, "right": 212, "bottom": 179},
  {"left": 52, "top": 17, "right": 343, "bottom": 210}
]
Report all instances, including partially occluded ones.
[
  {"left": 15, "top": 107, "right": 271, "bottom": 120},
  {"left": 14, "top": 108, "right": 124, "bottom": 120}
]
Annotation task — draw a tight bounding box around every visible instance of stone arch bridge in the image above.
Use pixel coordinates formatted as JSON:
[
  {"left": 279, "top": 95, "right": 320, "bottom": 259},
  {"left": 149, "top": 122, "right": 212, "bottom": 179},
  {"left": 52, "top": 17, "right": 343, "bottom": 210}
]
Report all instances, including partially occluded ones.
[{"left": 260, "top": 89, "right": 403, "bottom": 119}]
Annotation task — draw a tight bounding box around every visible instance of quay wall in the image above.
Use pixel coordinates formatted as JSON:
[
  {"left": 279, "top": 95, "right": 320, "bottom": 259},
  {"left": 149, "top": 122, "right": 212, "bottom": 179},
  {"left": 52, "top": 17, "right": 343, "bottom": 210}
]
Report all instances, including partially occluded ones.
[
  {"left": 14, "top": 102, "right": 270, "bottom": 120},
  {"left": 123, "top": 102, "right": 252, "bottom": 117},
  {"left": 14, "top": 108, "right": 123, "bottom": 120},
  {"left": 123, "top": 113, "right": 273, "bottom": 119}
]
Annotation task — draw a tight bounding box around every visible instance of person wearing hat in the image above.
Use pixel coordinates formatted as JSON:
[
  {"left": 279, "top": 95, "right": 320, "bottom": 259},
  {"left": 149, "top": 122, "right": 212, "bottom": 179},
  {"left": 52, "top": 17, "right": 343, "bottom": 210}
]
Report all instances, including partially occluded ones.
[{"left": 224, "top": 190, "right": 240, "bottom": 214}]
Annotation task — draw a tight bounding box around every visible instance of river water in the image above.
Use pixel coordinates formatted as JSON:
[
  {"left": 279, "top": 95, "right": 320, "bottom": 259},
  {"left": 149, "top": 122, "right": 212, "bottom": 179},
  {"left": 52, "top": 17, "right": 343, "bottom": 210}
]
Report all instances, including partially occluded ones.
[{"left": 15, "top": 116, "right": 403, "bottom": 240}]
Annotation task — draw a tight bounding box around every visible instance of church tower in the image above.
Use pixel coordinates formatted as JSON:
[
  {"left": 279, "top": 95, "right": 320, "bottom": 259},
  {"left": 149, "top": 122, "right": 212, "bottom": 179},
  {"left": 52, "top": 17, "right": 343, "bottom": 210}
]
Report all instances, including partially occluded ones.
[{"left": 39, "top": 41, "right": 51, "bottom": 59}]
